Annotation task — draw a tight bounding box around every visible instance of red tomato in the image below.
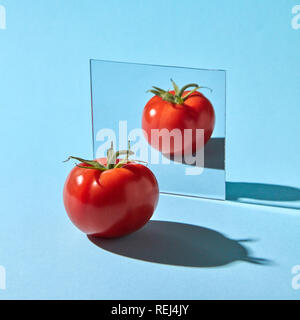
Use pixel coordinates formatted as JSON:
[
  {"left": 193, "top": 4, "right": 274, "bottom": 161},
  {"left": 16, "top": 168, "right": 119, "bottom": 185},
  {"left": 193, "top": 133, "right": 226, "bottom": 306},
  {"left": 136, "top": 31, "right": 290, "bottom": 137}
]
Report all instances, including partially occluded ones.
[
  {"left": 63, "top": 157, "right": 159, "bottom": 238},
  {"left": 142, "top": 81, "right": 215, "bottom": 156}
]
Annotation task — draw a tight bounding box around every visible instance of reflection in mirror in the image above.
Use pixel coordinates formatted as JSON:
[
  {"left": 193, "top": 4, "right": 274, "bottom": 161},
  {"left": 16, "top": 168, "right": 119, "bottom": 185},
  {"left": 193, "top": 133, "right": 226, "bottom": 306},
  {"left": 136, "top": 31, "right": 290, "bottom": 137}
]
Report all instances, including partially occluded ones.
[{"left": 90, "top": 59, "right": 226, "bottom": 200}]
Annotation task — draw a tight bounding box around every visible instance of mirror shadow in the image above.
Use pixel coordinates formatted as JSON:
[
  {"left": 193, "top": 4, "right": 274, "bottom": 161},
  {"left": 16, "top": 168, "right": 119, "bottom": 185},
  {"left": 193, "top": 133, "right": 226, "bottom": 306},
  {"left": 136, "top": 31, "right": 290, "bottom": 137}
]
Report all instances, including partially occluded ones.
[
  {"left": 163, "top": 137, "right": 225, "bottom": 170},
  {"left": 88, "top": 220, "right": 271, "bottom": 268},
  {"left": 226, "top": 182, "right": 300, "bottom": 210}
]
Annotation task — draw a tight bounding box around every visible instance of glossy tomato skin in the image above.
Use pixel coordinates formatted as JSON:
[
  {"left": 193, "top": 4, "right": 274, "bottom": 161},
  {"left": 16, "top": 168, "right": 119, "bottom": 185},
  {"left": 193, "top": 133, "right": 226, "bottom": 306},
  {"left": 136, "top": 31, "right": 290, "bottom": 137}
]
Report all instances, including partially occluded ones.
[
  {"left": 142, "top": 91, "right": 215, "bottom": 156},
  {"left": 63, "top": 159, "right": 159, "bottom": 238}
]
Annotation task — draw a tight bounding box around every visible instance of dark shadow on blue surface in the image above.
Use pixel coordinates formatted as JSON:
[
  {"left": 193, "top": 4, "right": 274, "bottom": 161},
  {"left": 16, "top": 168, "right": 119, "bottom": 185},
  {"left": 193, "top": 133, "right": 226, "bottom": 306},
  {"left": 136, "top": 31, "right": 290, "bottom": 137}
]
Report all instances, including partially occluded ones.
[
  {"left": 226, "top": 182, "right": 300, "bottom": 210},
  {"left": 203, "top": 137, "right": 225, "bottom": 170},
  {"left": 88, "top": 220, "right": 271, "bottom": 268},
  {"left": 164, "top": 137, "right": 225, "bottom": 170}
]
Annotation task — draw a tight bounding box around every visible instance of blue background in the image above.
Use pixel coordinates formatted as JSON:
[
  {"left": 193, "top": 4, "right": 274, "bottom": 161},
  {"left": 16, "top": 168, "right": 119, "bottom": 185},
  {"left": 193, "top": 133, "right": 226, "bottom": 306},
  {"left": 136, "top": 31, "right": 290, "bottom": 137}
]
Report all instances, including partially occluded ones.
[{"left": 0, "top": 0, "right": 300, "bottom": 299}]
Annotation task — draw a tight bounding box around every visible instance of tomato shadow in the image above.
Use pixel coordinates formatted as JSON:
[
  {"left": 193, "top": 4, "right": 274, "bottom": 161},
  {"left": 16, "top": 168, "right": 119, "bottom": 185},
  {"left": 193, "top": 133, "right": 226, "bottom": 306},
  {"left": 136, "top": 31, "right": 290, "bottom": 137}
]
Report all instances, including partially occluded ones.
[
  {"left": 88, "top": 220, "right": 272, "bottom": 268},
  {"left": 164, "top": 137, "right": 225, "bottom": 170},
  {"left": 226, "top": 182, "right": 300, "bottom": 210}
]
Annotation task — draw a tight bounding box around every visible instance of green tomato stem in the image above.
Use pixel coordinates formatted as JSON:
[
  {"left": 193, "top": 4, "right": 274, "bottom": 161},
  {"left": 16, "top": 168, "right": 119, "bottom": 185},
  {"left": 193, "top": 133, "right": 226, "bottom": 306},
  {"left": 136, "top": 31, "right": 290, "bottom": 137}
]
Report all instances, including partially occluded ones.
[
  {"left": 64, "top": 141, "right": 138, "bottom": 171},
  {"left": 147, "top": 79, "right": 211, "bottom": 104}
]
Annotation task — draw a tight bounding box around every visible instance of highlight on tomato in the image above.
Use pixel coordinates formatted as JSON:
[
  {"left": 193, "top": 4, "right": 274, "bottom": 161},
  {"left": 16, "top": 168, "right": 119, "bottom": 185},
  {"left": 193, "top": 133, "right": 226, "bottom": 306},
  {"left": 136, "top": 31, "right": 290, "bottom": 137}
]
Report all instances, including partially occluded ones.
[
  {"left": 63, "top": 142, "right": 159, "bottom": 238},
  {"left": 142, "top": 79, "right": 215, "bottom": 157}
]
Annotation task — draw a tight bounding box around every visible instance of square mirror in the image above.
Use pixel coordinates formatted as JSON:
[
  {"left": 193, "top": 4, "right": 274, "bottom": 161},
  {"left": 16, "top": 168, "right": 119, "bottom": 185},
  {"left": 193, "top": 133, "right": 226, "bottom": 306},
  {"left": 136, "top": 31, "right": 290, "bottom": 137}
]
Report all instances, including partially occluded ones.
[{"left": 90, "top": 59, "right": 226, "bottom": 200}]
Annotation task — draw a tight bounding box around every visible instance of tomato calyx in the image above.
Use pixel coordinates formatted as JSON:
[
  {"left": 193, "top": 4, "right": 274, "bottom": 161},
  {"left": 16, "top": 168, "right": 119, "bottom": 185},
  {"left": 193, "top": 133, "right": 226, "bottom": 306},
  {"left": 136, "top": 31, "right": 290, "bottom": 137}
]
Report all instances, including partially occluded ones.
[
  {"left": 147, "top": 79, "right": 212, "bottom": 105},
  {"left": 64, "top": 141, "right": 145, "bottom": 171}
]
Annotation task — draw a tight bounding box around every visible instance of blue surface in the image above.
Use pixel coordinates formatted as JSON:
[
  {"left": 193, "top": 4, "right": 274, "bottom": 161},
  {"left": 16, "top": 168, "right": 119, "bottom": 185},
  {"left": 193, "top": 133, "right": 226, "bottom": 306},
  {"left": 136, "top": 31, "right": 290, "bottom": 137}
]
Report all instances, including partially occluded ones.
[
  {"left": 0, "top": 0, "right": 300, "bottom": 299},
  {"left": 1, "top": 192, "right": 300, "bottom": 299}
]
